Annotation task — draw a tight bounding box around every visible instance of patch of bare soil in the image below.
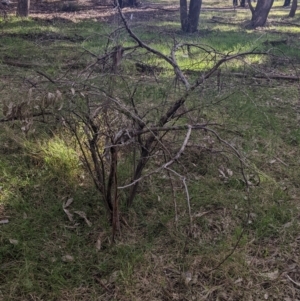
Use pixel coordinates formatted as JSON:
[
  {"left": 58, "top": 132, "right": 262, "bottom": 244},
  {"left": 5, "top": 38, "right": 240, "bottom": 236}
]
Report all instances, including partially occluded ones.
[{"left": 1, "top": 0, "right": 180, "bottom": 23}]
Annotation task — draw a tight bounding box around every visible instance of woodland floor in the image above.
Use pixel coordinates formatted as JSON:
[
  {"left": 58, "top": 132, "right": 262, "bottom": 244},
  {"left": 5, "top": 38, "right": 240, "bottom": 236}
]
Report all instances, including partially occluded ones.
[{"left": 1, "top": 1, "right": 300, "bottom": 301}]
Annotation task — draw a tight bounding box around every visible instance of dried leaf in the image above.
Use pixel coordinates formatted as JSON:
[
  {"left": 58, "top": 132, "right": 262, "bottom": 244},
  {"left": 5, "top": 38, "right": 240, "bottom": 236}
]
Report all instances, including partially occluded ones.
[
  {"left": 269, "top": 159, "right": 276, "bottom": 164},
  {"left": 56, "top": 90, "right": 62, "bottom": 99},
  {"left": 9, "top": 239, "right": 18, "bottom": 245},
  {"left": 0, "top": 219, "right": 9, "bottom": 224},
  {"left": 96, "top": 238, "right": 101, "bottom": 251},
  {"left": 260, "top": 270, "right": 279, "bottom": 280},
  {"left": 226, "top": 168, "right": 233, "bottom": 177},
  {"left": 28, "top": 88, "right": 33, "bottom": 98},
  {"left": 58, "top": 102, "right": 64, "bottom": 111},
  {"left": 48, "top": 92, "right": 55, "bottom": 101},
  {"left": 218, "top": 168, "right": 226, "bottom": 178},
  {"left": 71, "top": 88, "right": 75, "bottom": 95},
  {"left": 62, "top": 198, "right": 74, "bottom": 221},
  {"left": 184, "top": 271, "right": 192, "bottom": 286},
  {"left": 194, "top": 211, "right": 210, "bottom": 218},
  {"left": 62, "top": 255, "right": 74, "bottom": 262},
  {"left": 63, "top": 198, "right": 73, "bottom": 209},
  {"left": 74, "top": 211, "right": 92, "bottom": 227},
  {"left": 63, "top": 208, "right": 73, "bottom": 222}
]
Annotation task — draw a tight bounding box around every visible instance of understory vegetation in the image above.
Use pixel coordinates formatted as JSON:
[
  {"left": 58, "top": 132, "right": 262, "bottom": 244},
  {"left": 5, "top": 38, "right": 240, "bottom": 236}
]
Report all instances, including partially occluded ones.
[{"left": 1, "top": 0, "right": 300, "bottom": 300}]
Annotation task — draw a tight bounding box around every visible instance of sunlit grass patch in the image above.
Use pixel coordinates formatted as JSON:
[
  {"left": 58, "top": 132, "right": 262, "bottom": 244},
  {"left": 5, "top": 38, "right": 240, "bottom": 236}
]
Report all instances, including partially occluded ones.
[{"left": 38, "top": 136, "right": 82, "bottom": 187}]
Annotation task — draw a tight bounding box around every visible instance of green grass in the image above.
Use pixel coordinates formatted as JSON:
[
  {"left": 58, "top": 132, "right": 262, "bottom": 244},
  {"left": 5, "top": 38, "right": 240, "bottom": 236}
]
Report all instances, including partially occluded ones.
[{"left": 1, "top": 1, "right": 300, "bottom": 300}]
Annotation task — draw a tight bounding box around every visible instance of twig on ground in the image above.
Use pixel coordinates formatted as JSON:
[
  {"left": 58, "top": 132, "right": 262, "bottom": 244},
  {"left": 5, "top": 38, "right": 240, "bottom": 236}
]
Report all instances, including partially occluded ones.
[{"left": 286, "top": 274, "right": 300, "bottom": 288}]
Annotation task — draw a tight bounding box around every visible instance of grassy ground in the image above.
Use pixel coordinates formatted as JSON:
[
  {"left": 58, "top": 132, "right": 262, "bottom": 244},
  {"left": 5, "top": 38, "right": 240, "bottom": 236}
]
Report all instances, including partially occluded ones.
[{"left": 1, "top": 1, "right": 300, "bottom": 300}]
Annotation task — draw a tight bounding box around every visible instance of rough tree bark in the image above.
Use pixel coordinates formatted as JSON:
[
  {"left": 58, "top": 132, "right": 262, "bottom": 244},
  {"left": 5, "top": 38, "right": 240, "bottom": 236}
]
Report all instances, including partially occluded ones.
[
  {"left": 180, "top": 0, "right": 202, "bottom": 33},
  {"left": 247, "top": 0, "right": 274, "bottom": 28},
  {"left": 289, "top": 0, "right": 297, "bottom": 17},
  {"left": 16, "top": 0, "right": 30, "bottom": 16}
]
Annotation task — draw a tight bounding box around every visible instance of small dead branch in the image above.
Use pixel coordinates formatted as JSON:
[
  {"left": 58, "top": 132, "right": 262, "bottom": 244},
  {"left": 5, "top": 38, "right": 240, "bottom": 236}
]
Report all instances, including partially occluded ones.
[
  {"left": 117, "top": 4, "right": 190, "bottom": 89},
  {"left": 115, "top": 4, "right": 265, "bottom": 207},
  {"left": 263, "top": 39, "right": 288, "bottom": 46},
  {"left": 273, "top": 21, "right": 300, "bottom": 28},
  {"left": 182, "top": 176, "right": 192, "bottom": 233},
  {"left": 135, "top": 62, "right": 163, "bottom": 74},
  {"left": 166, "top": 167, "right": 193, "bottom": 233},
  {"left": 2, "top": 59, "right": 44, "bottom": 68},
  {"left": 286, "top": 274, "right": 300, "bottom": 288},
  {"left": 275, "top": 157, "right": 289, "bottom": 167},
  {"left": 232, "top": 72, "right": 300, "bottom": 81},
  {"left": 209, "top": 16, "right": 239, "bottom": 26},
  {"left": 36, "top": 70, "right": 56, "bottom": 84},
  {"left": 94, "top": 276, "right": 113, "bottom": 293},
  {"left": 0, "top": 111, "right": 52, "bottom": 123},
  {"left": 140, "top": 5, "right": 178, "bottom": 11}
]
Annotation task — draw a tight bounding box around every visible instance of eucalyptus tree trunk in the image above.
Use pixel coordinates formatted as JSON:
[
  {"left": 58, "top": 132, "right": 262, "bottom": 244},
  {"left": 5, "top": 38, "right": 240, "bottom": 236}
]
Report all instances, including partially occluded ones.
[
  {"left": 16, "top": 0, "right": 30, "bottom": 16},
  {"left": 180, "top": 0, "right": 202, "bottom": 33},
  {"left": 289, "top": 0, "right": 297, "bottom": 17},
  {"left": 248, "top": 0, "right": 274, "bottom": 28}
]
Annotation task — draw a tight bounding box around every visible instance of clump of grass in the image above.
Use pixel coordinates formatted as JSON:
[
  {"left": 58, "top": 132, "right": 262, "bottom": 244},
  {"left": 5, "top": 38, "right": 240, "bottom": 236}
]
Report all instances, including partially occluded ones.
[{"left": 39, "top": 136, "right": 82, "bottom": 187}]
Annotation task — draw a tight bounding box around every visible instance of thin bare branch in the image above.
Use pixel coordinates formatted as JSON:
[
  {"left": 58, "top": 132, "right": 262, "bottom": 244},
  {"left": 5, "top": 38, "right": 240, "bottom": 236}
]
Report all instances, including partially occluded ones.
[
  {"left": 118, "top": 126, "right": 192, "bottom": 189},
  {"left": 117, "top": 5, "right": 190, "bottom": 89}
]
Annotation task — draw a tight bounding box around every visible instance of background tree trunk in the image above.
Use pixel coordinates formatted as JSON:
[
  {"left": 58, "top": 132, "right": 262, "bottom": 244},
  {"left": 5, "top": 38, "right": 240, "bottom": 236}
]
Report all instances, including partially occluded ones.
[
  {"left": 180, "top": 0, "right": 188, "bottom": 31},
  {"left": 289, "top": 0, "right": 297, "bottom": 16},
  {"left": 249, "top": 0, "right": 274, "bottom": 28},
  {"left": 16, "top": 0, "right": 30, "bottom": 16},
  {"left": 283, "top": 0, "right": 291, "bottom": 6},
  {"left": 180, "top": 0, "right": 202, "bottom": 33},
  {"left": 187, "top": 0, "right": 202, "bottom": 32}
]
